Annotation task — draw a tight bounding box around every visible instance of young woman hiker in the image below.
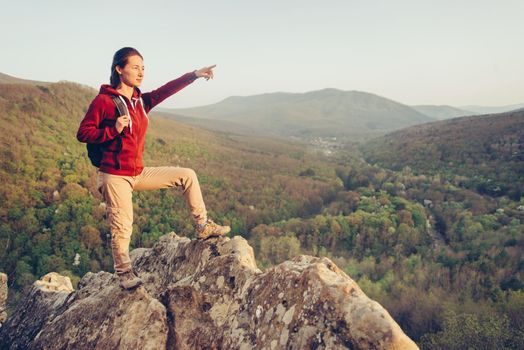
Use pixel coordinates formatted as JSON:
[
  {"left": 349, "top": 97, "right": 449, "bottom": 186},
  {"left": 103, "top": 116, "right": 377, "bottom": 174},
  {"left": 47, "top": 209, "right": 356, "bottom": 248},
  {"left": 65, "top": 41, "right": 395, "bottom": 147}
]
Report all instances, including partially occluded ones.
[{"left": 77, "top": 47, "right": 230, "bottom": 290}]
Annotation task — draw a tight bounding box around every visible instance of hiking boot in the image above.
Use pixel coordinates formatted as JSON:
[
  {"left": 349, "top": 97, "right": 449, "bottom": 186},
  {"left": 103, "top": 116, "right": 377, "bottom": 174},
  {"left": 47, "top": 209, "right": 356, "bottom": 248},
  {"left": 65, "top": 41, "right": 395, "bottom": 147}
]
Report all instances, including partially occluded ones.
[
  {"left": 117, "top": 269, "right": 143, "bottom": 290},
  {"left": 196, "top": 218, "right": 231, "bottom": 240}
]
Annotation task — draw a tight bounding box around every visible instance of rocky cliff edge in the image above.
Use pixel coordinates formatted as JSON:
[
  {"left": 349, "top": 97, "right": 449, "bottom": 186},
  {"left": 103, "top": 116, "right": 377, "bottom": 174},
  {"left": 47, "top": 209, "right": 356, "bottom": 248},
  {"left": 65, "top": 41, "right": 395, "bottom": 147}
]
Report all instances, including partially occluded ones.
[{"left": 0, "top": 233, "right": 418, "bottom": 350}]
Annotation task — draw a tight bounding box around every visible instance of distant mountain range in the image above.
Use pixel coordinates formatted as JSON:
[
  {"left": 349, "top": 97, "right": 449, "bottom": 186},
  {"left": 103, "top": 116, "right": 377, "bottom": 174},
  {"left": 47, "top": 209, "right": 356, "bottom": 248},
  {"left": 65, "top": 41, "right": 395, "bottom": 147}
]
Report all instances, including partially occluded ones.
[
  {"left": 160, "top": 88, "right": 524, "bottom": 141},
  {"left": 411, "top": 103, "right": 524, "bottom": 120},
  {"left": 160, "top": 88, "right": 435, "bottom": 141},
  {"left": 459, "top": 103, "right": 524, "bottom": 115},
  {"left": 411, "top": 105, "right": 474, "bottom": 120}
]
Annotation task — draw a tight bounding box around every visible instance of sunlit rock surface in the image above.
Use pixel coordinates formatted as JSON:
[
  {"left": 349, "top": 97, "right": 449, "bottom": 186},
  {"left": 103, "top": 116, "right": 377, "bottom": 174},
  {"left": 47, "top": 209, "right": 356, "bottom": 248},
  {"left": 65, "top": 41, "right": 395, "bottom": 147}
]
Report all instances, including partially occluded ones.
[{"left": 0, "top": 273, "right": 7, "bottom": 327}]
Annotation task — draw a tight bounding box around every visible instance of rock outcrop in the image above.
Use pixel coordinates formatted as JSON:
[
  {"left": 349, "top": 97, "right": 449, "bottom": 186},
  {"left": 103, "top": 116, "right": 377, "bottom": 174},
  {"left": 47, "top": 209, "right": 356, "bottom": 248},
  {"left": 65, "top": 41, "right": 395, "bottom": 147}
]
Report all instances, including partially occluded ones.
[
  {"left": 0, "top": 272, "right": 73, "bottom": 349},
  {"left": 0, "top": 234, "right": 419, "bottom": 350},
  {"left": 0, "top": 273, "right": 7, "bottom": 327}
]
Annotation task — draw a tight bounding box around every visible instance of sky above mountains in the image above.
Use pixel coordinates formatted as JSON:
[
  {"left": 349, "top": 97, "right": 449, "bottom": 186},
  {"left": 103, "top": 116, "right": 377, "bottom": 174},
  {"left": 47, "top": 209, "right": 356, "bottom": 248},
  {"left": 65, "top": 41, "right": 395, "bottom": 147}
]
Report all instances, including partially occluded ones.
[{"left": 1, "top": 0, "right": 523, "bottom": 108}]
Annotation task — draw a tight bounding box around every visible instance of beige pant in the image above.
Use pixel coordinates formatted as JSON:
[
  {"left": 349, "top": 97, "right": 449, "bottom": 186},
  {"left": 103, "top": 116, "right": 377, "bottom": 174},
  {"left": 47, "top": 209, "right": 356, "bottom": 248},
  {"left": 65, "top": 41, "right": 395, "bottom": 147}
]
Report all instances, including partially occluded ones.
[{"left": 97, "top": 167, "right": 208, "bottom": 274}]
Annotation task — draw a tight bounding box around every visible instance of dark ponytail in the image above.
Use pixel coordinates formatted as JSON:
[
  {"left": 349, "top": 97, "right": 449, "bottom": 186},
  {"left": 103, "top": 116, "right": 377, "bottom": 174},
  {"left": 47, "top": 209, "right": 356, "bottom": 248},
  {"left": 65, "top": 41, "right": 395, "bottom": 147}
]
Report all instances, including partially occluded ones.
[{"left": 110, "top": 47, "right": 143, "bottom": 88}]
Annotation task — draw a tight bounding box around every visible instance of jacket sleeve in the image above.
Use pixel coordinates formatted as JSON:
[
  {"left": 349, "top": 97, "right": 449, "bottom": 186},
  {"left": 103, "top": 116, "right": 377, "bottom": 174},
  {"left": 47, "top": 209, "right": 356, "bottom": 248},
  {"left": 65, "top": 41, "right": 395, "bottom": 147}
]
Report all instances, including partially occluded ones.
[
  {"left": 76, "top": 96, "right": 120, "bottom": 143},
  {"left": 141, "top": 71, "right": 198, "bottom": 113}
]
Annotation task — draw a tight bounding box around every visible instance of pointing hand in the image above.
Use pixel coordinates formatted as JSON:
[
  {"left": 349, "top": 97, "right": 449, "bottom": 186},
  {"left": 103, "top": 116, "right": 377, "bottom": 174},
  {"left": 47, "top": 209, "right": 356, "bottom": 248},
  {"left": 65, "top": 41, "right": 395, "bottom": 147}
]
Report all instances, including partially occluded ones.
[{"left": 195, "top": 65, "right": 216, "bottom": 81}]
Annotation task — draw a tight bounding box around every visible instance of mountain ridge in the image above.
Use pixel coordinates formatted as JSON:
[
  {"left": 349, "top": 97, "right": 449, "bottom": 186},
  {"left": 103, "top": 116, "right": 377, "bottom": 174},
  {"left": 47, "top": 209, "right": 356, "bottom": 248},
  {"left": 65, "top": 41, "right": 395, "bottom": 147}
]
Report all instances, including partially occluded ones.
[
  {"left": 460, "top": 102, "right": 524, "bottom": 114},
  {"left": 160, "top": 88, "right": 435, "bottom": 141},
  {"left": 412, "top": 105, "right": 474, "bottom": 120},
  {"left": 0, "top": 72, "right": 52, "bottom": 86}
]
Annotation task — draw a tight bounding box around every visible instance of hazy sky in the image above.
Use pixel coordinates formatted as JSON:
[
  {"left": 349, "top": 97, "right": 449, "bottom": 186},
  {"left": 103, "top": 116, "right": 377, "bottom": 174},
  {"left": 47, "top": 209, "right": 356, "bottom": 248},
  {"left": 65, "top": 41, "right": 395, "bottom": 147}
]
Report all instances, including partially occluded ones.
[{"left": 1, "top": 0, "right": 523, "bottom": 108}]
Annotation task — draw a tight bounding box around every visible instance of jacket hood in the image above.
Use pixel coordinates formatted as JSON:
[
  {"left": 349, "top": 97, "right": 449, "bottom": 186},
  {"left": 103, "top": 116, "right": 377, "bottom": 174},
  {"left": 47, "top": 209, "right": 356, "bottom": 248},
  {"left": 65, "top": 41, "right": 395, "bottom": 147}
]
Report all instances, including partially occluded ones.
[{"left": 99, "top": 84, "right": 142, "bottom": 99}]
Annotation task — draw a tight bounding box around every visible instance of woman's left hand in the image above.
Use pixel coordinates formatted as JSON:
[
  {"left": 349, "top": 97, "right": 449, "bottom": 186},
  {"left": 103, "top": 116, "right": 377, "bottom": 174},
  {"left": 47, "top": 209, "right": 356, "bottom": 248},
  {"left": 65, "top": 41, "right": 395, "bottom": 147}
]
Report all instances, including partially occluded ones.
[{"left": 195, "top": 65, "right": 216, "bottom": 80}]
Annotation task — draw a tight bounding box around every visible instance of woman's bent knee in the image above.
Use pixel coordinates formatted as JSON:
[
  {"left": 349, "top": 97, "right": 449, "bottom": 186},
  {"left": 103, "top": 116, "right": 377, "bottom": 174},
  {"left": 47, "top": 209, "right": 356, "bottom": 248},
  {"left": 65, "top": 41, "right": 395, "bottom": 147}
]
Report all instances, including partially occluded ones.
[{"left": 177, "top": 167, "right": 197, "bottom": 181}]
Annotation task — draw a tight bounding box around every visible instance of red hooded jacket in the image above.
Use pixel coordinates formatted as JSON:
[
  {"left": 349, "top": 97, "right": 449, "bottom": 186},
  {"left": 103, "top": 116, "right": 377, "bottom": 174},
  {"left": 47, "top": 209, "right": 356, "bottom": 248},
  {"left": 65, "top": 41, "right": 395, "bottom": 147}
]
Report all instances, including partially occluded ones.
[{"left": 77, "top": 71, "right": 197, "bottom": 176}]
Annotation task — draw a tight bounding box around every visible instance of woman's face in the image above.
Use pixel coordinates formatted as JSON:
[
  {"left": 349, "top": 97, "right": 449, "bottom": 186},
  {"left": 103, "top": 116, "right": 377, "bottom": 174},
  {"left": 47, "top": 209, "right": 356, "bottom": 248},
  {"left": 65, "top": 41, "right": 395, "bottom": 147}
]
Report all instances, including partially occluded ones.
[{"left": 116, "top": 55, "right": 144, "bottom": 88}]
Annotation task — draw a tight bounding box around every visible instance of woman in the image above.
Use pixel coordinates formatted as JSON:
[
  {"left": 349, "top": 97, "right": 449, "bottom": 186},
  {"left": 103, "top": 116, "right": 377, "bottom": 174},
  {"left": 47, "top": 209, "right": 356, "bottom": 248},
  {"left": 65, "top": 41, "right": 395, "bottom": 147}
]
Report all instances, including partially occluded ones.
[{"left": 77, "top": 47, "right": 230, "bottom": 290}]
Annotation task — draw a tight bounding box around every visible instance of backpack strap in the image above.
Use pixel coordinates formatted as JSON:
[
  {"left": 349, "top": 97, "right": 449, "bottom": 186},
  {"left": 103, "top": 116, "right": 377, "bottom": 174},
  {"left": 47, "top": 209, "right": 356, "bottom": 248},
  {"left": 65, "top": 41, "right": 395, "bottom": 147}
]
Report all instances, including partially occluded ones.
[
  {"left": 112, "top": 96, "right": 127, "bottom": 118},
  {"left": 111, "top": 96, "right": 127, "bottom": 170}
]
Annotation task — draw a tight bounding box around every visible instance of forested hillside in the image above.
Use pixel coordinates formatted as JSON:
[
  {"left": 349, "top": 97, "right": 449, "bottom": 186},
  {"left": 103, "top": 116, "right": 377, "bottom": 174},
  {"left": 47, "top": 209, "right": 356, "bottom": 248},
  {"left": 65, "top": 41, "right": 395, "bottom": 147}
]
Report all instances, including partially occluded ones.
[
  {"left": 361, "top": 111, "right": 524, "bottom": 200},
  {"left": 1, "top": 81, "right": 523, "bottom": 348}
]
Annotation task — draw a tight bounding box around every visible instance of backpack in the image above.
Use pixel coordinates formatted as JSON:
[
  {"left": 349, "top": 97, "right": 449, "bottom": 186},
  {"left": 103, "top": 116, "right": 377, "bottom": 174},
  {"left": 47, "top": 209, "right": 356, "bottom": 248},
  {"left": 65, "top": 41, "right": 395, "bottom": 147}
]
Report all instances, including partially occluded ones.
[{"left": 86, "top": 96, "right": 128, "bottom": 169}]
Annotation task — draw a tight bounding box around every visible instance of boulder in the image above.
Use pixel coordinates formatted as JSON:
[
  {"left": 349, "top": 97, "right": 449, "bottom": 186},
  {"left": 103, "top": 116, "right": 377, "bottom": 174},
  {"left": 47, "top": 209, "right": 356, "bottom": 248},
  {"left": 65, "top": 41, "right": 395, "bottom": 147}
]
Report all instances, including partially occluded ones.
[
  {"left": 31, "top": 272, "right": 168, "bottom": 350},
  {"left": 0, "top": 272, "right": 74, "bottom": 349}
]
